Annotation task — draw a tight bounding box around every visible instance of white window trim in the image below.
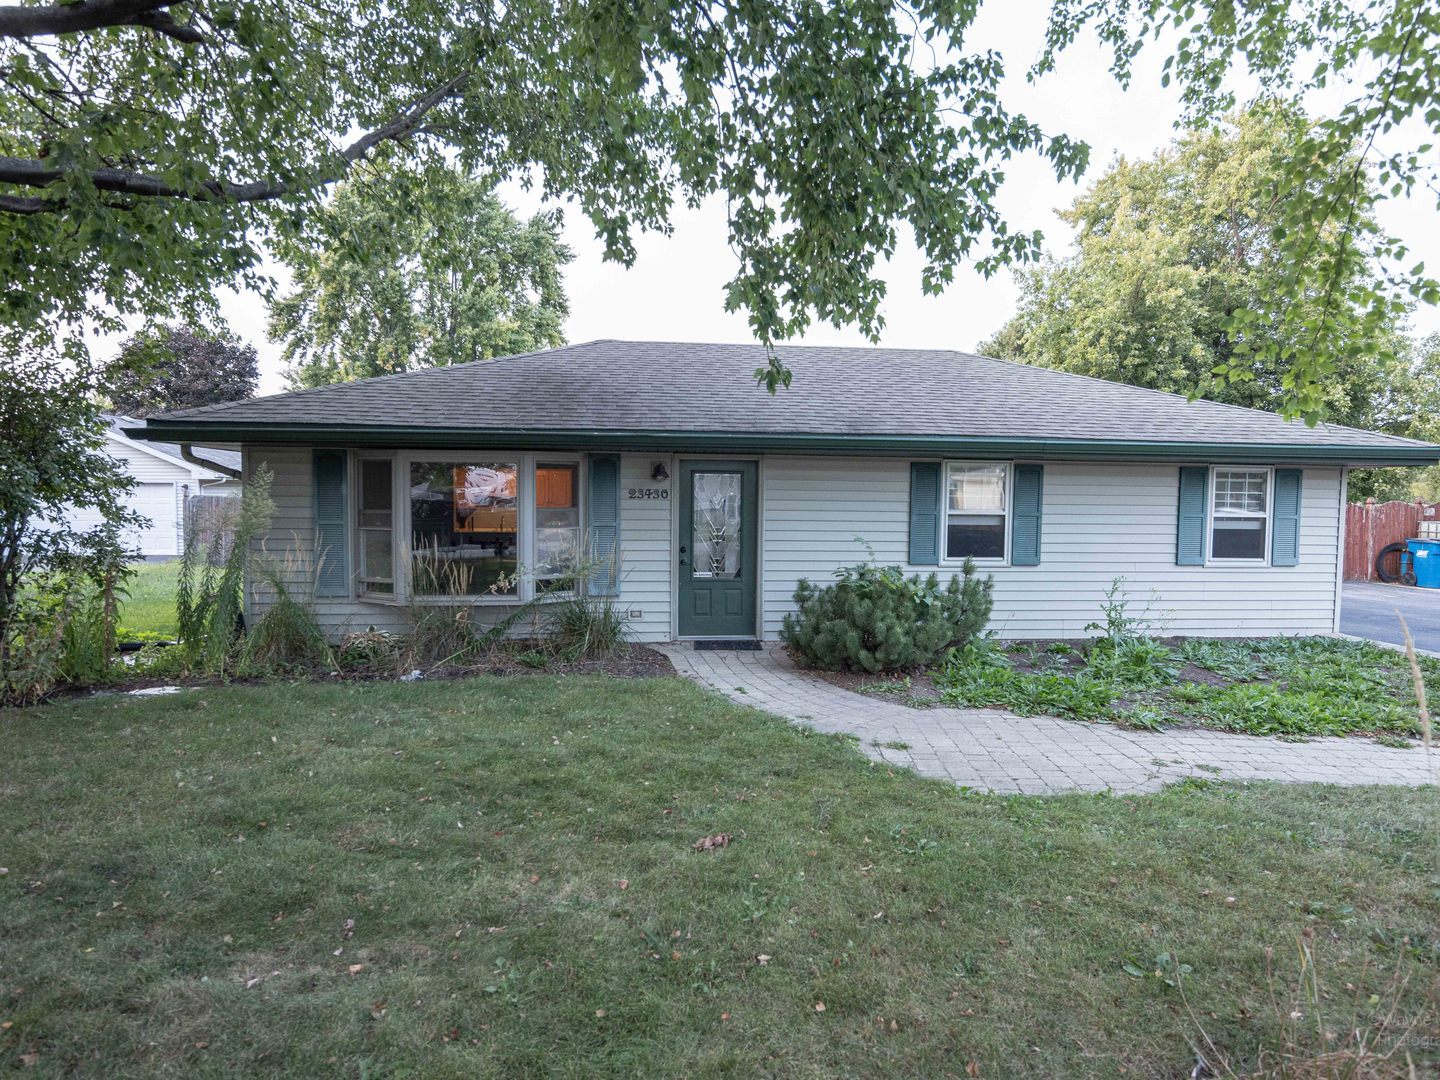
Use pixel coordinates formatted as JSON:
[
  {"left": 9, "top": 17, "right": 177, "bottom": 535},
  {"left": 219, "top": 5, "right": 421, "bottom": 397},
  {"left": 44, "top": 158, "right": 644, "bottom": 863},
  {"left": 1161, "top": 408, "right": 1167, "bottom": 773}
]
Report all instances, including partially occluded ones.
[
  {"left": 530, "top": 455, "right": 584, "bottom": 599},
  {"left": 1205, "top": 464, "right": 1274, "bottom": 567},
  {"left": 939, "top": 460, "right": 1012, "bottom": 567},
  {"left": 350, "top": 450, "right": 586, "bottom": 606},
  {"left": 353, "top": 450, "right": 400, "bottom": 602}
]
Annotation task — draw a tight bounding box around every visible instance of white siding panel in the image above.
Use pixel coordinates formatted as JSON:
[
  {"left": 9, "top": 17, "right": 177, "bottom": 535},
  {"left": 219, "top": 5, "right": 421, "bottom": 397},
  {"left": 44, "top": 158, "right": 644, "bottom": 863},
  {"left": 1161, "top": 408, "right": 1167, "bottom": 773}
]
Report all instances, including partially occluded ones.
[
  {"left": 617, "top": 454, "right": 673, "bottom": 641},
  {"left": 761, "top": 457, "right": 1342, "bottom": 640}
]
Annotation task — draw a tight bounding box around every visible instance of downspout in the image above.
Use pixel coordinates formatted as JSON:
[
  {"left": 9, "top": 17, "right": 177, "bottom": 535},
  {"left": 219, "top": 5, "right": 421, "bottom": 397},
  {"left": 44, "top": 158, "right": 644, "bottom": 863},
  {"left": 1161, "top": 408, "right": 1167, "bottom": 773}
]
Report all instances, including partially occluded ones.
[{"left": 180, "top": 444, "right": 242, "bottom": 480}]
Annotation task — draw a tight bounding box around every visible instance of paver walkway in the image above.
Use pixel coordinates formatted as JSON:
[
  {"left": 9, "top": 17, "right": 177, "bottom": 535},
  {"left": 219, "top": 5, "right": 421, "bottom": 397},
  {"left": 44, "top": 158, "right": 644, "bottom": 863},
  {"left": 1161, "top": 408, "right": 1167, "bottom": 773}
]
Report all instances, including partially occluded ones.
[{"left": 657, "top": 643, "right": 1438, "bottom": 795}]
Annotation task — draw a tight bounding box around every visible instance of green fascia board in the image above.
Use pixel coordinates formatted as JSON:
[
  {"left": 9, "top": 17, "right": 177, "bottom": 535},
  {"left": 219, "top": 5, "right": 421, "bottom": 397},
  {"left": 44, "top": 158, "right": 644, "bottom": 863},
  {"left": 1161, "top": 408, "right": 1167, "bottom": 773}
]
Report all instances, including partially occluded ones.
[{"left": 124, "top": 423, "right": 1440, "bottom": 467}]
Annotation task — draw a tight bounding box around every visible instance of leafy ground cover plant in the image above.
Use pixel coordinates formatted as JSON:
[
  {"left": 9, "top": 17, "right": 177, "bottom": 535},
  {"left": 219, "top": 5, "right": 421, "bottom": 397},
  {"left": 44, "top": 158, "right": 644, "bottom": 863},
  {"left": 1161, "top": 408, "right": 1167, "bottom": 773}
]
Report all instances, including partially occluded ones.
[
  {"left": 935, "top": 633, "right": 1435, "bottom": 738},
  {"left": 782, "top": 559, "right": 993, "bottom": 673},
  {"left": 916, "top": 579, "right": 1437, "bottom": 738}
]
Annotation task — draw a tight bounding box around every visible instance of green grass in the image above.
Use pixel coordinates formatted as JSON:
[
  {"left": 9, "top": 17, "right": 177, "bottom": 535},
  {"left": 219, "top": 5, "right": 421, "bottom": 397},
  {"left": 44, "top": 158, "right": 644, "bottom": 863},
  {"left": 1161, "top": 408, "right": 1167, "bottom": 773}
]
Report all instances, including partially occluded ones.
[
  {"left": 2, "top": 676, "right": 1437, "bottom": 1076},
  {"left": 116, "top": 561, "right": 181, "bottom": 639},
  {"left": 938, "top": 635, "right": 1437, "bottom": 737}
]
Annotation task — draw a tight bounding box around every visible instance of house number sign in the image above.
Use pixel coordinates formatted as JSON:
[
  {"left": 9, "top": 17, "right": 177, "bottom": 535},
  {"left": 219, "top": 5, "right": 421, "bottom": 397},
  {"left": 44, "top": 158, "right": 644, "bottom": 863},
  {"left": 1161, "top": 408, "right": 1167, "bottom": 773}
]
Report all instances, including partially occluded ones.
[{"left": 625, "top": 486, "right": 670, "bottom": 501}]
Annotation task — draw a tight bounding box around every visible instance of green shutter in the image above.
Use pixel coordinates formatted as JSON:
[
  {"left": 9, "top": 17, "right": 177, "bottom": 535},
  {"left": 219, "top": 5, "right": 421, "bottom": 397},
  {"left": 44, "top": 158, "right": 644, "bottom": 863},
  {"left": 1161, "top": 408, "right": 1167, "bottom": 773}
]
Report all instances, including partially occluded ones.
[
  {"left": 1271, "top": 469, "right": 1302, "bottom": 566},
  {"left": 587, "top": 454, "right": 620, "bottom": 596},
  {"left": 909, "top": 462, "right": 941, "bottom": 565},
  {"left": 1176, "top": 466, "right": 1209, "bottom": 566},
  {"left": 313, "top": 449, "right": 349, "bottom": 596},
  {"left": 1011, "top": 464, "right": 1043, "bottom": 566}
]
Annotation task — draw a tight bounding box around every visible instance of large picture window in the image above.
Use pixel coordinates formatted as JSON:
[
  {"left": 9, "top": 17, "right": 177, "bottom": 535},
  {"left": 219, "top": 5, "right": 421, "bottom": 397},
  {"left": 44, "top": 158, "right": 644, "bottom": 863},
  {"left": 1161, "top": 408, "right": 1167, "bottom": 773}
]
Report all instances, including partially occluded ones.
[
  {"left": 410, "top": 461, "right": 520, "bottom": 596},
  {"left": 1210, "top": 467, "right": 1270, "bottom": 562},
  {"left": 945, "top": 462, "right": 1008, "bottom": 561}
]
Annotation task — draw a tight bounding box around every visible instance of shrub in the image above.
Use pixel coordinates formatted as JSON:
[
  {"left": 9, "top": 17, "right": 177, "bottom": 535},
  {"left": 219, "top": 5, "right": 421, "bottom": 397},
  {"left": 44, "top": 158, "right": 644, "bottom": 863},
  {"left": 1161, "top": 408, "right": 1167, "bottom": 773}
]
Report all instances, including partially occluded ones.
[
  {"left": 176, "top": 467, "right": 275, "bottom": 674},
  {"left": 781, "top": 559, "right": 992, "bottom": 673},
  {"left": 545, "top": 596, "right": 627, "bottom": 659}
]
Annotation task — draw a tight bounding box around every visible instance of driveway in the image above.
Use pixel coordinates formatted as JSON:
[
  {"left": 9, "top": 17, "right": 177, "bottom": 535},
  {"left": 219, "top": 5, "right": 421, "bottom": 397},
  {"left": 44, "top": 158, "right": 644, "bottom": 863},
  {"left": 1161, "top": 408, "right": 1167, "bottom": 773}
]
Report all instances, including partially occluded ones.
[
  {"left": 1340, "top": 581, "right": 1440, "bottom": 652},
  {"left": 657, "top": 642, "right": 1437, "bottom": 795}
]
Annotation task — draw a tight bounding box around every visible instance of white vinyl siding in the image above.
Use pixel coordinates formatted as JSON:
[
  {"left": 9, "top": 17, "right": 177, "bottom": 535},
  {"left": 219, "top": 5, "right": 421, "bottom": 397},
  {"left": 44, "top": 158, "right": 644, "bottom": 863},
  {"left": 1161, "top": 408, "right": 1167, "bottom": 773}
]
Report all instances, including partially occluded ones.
[
  {"left": 244, "top": 447, "right": 1342, "bottom": 644},
  {"left": 762, "top": 457, "right": 1342, "bottom": 640}
]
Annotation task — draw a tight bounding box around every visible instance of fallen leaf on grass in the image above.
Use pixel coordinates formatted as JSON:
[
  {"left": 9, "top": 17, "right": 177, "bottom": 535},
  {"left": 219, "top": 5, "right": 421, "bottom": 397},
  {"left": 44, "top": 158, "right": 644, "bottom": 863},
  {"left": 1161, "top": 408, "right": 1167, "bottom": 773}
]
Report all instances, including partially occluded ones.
[
  {"left": 755, "top": 954, "right": 771, "bottom": 966},
  {"left": 341, "top": 918, "right": 355, "bottom": 940},
  {"left": 616, "top": 878, "right": 630, "bottom": 891},
  {"left": 19, "top": 1052, "right": 38, "bottom": 1067},
  {"left": 966, "top": 1061, "right": 980, "bottom": 1078},
  {"left": 347, "top": 964, "right": 364, "bottom": 975},
  {"left": 813, "top": 1002, "right": 826, "bottom": 1012},
  {"left": 692, "top": 833, "right": 732, "bottom": 852}
]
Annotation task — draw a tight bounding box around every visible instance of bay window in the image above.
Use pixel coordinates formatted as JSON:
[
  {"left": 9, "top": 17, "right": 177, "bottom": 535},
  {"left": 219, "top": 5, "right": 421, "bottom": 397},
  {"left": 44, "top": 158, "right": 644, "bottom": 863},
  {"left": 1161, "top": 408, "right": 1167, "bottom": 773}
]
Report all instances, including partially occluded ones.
[
  {"left": 945, "top": 462, "right": 1009, "bottom": 561},
  {"left": 1209, "top": 467, "right": 1271, "bottom": 562},
  {"left": 410, "top": 461, "right": 520, "bottom": 596},
  {"left": 352, "top": 453, "right": 583, "bottom": 601}
]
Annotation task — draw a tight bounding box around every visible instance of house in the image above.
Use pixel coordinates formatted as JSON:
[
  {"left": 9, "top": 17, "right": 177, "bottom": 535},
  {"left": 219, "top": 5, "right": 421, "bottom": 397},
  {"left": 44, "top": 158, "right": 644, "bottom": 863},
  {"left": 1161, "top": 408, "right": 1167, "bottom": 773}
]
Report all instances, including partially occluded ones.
[
  {"left": 127, "top": 342, "right": 1440, "bottom": 639},
  {"left": 72, "top": 416, "right": 243, "bottom": 559}
]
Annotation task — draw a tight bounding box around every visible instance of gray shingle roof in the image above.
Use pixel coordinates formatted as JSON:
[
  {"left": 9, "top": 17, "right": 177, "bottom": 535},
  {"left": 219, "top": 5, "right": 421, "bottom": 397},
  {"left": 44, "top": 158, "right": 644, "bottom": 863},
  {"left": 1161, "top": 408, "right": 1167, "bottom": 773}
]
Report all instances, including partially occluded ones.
[{"left": 138, "top": 340, "right": 1437, "bottom": 458}]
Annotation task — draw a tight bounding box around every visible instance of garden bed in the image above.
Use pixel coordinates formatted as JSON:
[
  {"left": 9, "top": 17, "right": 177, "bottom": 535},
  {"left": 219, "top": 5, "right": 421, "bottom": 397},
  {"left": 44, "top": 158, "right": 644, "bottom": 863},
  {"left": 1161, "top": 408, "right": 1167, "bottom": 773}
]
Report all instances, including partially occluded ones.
[{"left": 814, "top": 635, "right": 1435, "bottom": 741}]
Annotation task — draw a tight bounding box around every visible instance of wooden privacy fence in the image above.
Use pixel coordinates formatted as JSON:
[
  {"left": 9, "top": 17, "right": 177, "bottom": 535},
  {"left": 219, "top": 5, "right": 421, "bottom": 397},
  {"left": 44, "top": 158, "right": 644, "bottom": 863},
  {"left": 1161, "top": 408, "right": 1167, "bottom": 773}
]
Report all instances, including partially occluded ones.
[
  {"left": 185, "top": 494, "right": 240, "bottom": 565},
  {"left": 1343, "top": 499, "right": 1440, "bottom": 580}
]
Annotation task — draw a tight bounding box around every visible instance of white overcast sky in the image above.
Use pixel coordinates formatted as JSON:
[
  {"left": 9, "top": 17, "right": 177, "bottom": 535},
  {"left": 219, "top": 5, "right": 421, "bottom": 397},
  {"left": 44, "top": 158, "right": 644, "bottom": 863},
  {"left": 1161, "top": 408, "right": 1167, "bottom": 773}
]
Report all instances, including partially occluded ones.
[{"left": 180, "top": 0, "right": 1439, "bottom": 396}]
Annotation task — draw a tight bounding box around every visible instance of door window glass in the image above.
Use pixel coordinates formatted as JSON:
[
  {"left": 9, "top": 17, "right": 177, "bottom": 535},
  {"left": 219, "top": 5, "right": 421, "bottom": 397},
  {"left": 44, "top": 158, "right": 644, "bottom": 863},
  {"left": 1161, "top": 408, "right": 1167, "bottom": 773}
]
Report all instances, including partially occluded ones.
[{"left": 692, "top": 472, "right": 742, "bottom": 579}]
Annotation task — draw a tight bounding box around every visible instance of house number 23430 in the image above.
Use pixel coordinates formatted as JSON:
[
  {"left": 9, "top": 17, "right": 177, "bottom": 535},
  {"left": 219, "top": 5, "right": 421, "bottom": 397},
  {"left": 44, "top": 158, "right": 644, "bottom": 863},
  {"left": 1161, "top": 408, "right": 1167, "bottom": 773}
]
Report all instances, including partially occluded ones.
[{"left": 625, "top": 487, "right": 669, "bottom": 500}]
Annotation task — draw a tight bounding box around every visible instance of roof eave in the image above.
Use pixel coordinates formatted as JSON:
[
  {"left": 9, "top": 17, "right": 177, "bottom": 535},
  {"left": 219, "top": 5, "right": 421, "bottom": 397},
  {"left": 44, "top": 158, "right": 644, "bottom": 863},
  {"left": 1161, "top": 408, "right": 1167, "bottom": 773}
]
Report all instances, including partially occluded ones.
[{"left": 124, "top": 422, "right": 1440, "bottom": 468}]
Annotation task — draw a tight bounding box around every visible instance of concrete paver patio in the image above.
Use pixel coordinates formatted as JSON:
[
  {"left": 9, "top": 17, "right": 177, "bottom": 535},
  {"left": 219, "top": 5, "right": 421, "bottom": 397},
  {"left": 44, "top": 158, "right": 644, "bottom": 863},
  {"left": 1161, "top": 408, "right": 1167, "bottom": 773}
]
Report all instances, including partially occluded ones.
[{"left": 656, "top": 643, "right": 1438, "bottom": 795}]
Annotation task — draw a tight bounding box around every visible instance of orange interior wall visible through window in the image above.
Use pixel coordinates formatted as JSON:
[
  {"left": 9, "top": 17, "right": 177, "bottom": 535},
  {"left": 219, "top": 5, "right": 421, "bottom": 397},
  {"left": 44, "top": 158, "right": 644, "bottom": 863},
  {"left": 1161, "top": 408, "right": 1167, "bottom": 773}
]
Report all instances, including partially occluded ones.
[{"left": 536, "top": 465, "right": 576, "bottom": 509}]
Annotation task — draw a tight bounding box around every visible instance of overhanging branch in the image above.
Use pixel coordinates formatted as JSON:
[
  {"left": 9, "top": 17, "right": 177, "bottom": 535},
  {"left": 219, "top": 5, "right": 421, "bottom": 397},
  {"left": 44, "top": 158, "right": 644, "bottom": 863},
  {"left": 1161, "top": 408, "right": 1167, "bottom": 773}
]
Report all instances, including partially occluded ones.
[
  {"left": 0, "top": 0, "right": 200, "bottom": 42},
  {"left": 0, "top": 71, "right": 470, "bottom": 213}
]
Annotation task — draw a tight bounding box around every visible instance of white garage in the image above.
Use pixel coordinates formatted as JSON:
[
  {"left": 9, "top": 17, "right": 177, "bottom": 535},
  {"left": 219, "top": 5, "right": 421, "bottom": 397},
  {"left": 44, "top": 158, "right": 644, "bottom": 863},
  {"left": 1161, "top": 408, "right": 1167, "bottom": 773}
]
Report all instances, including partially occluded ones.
[{"left": 61, "top": 418, "right": 243, "bottom": 559}]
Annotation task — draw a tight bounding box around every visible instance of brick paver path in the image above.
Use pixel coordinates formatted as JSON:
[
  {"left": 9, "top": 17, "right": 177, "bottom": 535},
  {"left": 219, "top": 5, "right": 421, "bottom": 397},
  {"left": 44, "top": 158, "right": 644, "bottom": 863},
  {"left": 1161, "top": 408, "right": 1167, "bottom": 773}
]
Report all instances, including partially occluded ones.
[{"left": 657, "top": 643, "right": 1437, "bottom": 795}]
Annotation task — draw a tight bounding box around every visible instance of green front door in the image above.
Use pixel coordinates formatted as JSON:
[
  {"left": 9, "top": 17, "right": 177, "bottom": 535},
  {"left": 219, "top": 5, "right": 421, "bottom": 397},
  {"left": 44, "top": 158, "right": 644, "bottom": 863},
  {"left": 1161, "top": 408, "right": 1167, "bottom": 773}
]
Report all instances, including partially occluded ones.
[{"left": 678, "top": 460, "right": 758, "bottom": 638}]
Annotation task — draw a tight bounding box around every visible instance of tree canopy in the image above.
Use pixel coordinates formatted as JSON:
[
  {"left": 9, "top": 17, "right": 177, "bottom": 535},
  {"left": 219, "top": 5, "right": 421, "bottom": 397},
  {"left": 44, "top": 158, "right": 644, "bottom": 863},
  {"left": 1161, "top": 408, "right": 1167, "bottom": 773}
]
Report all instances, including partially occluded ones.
[
  {"left": 982, "top": 105, "right": 1440, "bottom": 499},
  {"left": 108, "top": 324, "right": 258, "bottom": 416},
  {"left": 0, "top": 0, "right": 1436, "bottom": 406},
  {"left": 269, "top": 163, "right": 571, "bottom": 388}
]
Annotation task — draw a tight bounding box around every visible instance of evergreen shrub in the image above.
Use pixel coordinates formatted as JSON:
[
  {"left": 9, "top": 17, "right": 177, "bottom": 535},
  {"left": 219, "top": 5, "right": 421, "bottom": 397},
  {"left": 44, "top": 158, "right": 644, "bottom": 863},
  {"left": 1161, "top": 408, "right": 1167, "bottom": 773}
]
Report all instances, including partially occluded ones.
[{"left": 781, "top": 559, "right": 993, "bottom": 673}]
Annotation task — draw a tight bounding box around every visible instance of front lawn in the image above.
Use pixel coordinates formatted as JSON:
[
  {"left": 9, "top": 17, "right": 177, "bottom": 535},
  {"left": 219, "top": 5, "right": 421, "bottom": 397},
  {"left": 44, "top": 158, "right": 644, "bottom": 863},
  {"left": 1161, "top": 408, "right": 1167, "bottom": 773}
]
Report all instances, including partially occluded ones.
[
  {"left": 916, "top": 635, "right": 1435, "bottom": 739},
  {"left": 2, "top": 677, "right": 1436, "bottom": 1075}
]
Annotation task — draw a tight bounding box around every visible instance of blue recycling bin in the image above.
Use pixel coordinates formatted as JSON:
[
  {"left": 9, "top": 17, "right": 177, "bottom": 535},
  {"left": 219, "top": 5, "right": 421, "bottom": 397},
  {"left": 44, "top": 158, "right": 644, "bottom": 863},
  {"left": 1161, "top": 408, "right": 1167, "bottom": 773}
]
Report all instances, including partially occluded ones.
[{"left": 1405, "top": 538, "right": 1440, "bottom": 588}]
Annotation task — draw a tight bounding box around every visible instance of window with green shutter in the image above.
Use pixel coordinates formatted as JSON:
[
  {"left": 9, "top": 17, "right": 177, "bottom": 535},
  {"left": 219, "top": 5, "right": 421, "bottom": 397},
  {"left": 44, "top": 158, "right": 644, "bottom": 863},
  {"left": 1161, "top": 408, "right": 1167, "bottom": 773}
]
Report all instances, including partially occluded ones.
[
  {"left": 1010, "top": 464, "right": 1043, "bottom": 566},
  {"left": 313, "top": 449, "right": 350, "bottom": 596},
  {"left": 587, "top": 454, "right": 620, "bottom": 596},
  {"left": 908, "top": 462, "right": 941, "bottom": 565},
  {"left": 1270, "top": 469, "right": 1302, "bottom": 566},
  {"left": 1176, "top": 467, "right": 1208, "bottom": 566}
]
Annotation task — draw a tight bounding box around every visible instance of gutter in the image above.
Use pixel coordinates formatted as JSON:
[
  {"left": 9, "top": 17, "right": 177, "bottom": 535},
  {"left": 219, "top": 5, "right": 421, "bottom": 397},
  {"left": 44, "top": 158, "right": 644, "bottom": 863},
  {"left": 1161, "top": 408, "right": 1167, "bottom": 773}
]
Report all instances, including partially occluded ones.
[
  {"left": 124, "top": 423, "right": 1440, "bottom": 469},
  {"left": 180, "top": 444, "right": 242, "bottom": 480}
]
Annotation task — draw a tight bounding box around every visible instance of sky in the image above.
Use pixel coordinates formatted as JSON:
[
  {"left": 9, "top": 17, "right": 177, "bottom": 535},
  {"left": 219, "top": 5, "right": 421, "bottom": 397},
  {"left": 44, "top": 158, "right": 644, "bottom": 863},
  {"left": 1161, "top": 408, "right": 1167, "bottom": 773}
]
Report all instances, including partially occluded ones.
[{"left": 180, "top": 0, "right": 1440, "bottom": 396}]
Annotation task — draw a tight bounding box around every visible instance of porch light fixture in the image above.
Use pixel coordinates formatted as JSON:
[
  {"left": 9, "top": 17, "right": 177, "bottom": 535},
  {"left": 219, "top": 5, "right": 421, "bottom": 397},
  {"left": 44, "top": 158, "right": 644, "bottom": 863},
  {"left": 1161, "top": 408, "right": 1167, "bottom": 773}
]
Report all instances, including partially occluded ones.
[{"left": 651, "top": 462, "right": 670, "bottom": 482}]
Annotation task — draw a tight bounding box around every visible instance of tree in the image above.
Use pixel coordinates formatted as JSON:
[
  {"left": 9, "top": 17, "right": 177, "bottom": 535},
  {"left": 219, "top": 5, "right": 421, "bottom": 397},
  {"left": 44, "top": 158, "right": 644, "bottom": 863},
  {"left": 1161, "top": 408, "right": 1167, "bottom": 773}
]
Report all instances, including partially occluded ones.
[
  {"left": 0, "top": 347, "right": 138, "bottom": 699},
  {"left": 0, "top": 0, "right": 1436, "bottom": 404},
  {"left": 108, "top": 324, "right": 258, "bottom": 416},
  {"left": 269, "top": 163, "right": 571, "bottom": 388},
  {"left": 981, "top": 105, "right": 1440, "bottom": 499}
]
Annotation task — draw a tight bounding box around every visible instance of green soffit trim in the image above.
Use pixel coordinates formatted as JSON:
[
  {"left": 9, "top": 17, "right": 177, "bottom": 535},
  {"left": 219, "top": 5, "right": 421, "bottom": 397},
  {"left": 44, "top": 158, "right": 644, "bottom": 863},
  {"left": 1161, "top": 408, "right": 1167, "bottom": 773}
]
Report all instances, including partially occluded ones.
[{"left": 124, "top": 423, "right": 1440, "bottom": 467}]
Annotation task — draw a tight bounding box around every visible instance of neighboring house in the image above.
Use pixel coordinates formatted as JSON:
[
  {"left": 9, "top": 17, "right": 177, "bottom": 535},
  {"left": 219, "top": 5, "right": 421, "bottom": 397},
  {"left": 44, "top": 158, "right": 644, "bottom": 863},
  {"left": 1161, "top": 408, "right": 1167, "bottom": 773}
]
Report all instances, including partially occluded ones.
[
  {"left": 127, "top": 342, "right": 1440, "bottom": 639},
  {"left": 71, "top": 416, "right": 242, "bottom": 559}
]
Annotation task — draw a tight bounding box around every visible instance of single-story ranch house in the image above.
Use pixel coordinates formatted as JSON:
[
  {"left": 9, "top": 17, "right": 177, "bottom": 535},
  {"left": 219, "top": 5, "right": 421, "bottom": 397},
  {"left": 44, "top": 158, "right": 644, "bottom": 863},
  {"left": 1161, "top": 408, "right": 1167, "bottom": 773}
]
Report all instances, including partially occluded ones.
[{"left": 128, "top": 341, "right": 1440, "bottom": 642}]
